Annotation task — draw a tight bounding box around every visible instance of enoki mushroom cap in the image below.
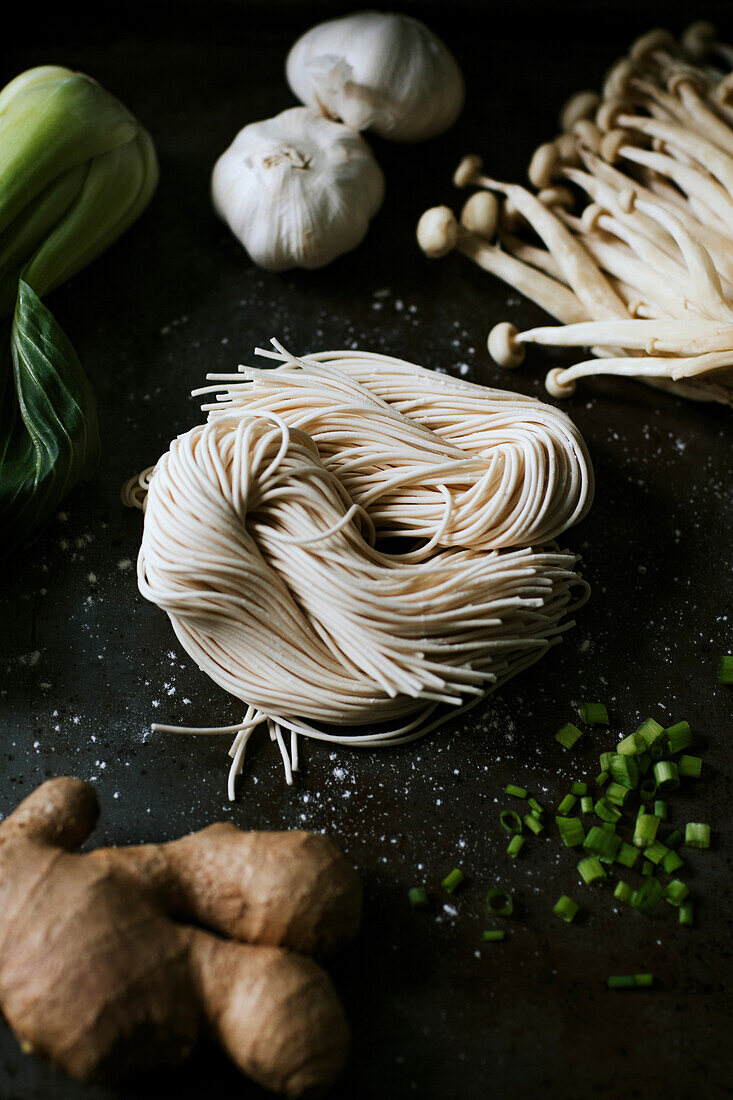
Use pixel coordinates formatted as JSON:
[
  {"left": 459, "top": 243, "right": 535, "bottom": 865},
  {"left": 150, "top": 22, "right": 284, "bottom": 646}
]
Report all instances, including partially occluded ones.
[
  {"left": 599, "top": 128, "right": 628, "bottom": 164},
  {"left": 460, "top": 191, "right": 499, "bottom": 239},
  {"left": 559, "top": 90, "right": 600, "bottom": 133},
  {"left": 680, "top": 21, "right": 717, "bottom": 60},
  {"left": 538, "top": 186, "right": 574, "bottom": 212},
  {"left": 487, "top": 322, "right": 526, "bottom": 369},
  {"left": 453, "top": 154, "right": 483, "bottom": 189},
  {"left": 595, "top": 98, "right": 627, "bottom": 133},
  {"left": 554, "top": 133, "right": 580, "bottom": 167},
  {"left": 603, "top": 58, "right": 637, "bottom": 101},
  {"left": 629, "top": 28, "right": 677, "bottom": 63},
  {"left": 528, "top": 142, "right": 560, "bottom": 189},
  {"left": 417, "top": 206, "right": 459, "bottom": 258},
  {"left": 572, "top": 119, "right": 601, "bottom": 154},
  {"left": 545, "top": 368, "right": 577, "bottom": 398}
]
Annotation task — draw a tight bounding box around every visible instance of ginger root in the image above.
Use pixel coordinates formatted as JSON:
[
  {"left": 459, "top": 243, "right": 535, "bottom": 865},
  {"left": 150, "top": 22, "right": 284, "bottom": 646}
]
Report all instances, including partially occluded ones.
[{"left": 0, "top": 777, "right": 362, "bottom": 1096}]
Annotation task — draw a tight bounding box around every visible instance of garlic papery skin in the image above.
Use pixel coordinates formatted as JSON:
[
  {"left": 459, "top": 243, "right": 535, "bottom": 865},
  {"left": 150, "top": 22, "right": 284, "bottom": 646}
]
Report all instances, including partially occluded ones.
[
  {"left": 211, "top": 107, "right": 385, "bottom": 271},
  {"left": 286, "top": 11, "right": 465, "bottom": 143}
]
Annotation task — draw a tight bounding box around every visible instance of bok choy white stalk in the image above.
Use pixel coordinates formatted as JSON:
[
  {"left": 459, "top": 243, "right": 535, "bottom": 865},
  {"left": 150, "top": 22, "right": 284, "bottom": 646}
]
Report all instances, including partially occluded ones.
[{"left": 0, "top": 65, "right": 158, "bottom": 553}]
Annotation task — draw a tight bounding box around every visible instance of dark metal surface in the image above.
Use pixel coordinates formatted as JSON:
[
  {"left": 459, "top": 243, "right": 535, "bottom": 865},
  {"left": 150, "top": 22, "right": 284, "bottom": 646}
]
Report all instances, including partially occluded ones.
[{"left": 2, "top": 5, "right": 732, "bottom": 1098}]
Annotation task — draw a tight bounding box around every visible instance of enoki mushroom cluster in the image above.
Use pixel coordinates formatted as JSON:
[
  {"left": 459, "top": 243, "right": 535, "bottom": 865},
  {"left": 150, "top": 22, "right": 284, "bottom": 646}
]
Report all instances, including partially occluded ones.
[
  {"left": 130, "top": 345, "right": 591, "bottom": 796},
  {"left": 418, "top": 23, "right": 733, "bottom": 407}
]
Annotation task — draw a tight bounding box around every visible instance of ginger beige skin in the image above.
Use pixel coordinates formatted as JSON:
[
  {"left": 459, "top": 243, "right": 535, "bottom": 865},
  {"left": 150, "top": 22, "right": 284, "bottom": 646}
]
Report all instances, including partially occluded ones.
[{"left": 0, "top": 777, "right": 362, "bottom": 1096}]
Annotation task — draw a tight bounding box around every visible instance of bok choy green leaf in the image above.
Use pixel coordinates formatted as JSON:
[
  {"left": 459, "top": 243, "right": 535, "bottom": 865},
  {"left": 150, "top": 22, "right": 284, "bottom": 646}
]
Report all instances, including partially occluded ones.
[{"left": 0, "top": 65, "right": 158, "bottom": 553}]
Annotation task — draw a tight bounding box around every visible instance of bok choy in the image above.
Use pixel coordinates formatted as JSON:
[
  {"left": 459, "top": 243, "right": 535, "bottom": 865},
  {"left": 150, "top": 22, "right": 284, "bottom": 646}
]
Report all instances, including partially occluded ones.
[{"left": 0, "top": 65, "right": 158, "bottom": 553}]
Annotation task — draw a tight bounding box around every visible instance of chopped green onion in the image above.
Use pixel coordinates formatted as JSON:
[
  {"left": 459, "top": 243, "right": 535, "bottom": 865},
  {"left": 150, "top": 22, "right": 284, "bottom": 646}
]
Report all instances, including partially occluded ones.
[
  {"left": 595, "top": 770, "right": 610, "bottom": 787},
  {"left": 580, "top": 796, "right": 594, "bottom": 814},
  {"left": 577, "top": 856, "right": 606, "bottom": 885},
  {"left": 523, "top": 813, "right": 544, "bottom": 836},
  {"left": 499, "top": 809, "right": 523, "bottom": 835},
  {"left": 583, "top": 826, "right": 621, "bottom": 862},
  {"left": 408, "top": 886, "right": 428, "bottom": 908},
  {"left": 553, "top": 895, "right": 579, "bottom": 922},
  {"left": 633, "top": 814, "right": 660, "bottom": 849},
  {"left": 556, "top": 722, "right": 583, "bottom": 749},
  {"left": 482, "top": 929, "right": 506, "bottom": 942},
  {"left": 609, "top": 753, "right": 639, "bottom": 789},
  {"left": 605, "top": 782, "right": 630, "bottom": 807},
  {"left": 665, "top": 721, "right": 692, "bottom": 754},
  {"left": 599, "top": 751, "right": 613, "bottom": 771},
  {"left": 580, "top": 702, "right": 609, "bottom": 724},
  {"left": 615, "top": 842, "right": 639, "bottom": 869},
  {"left": 506, "top": 834, "right": 525, "bottom": 859},
  {"left": 557, "top": 793, "right": 577, "bottom": 815},
  {"left": 631, "top": 878, "right": 663, "bottom": 913},
  {"left": 718, "top": 655, "right": 733, "bottom": 685},
  {"left": 486, "top": 888, "right": 513, "bottom": 917},
  {"left": 653, "top": 799, "right": 667, "bottom": 821},
  {"left": 639, "top": 778, "right": 657, "bottom": 802},
  {"left": 504, "top": 783, "right": 528, "bottom": 799},
  {"left": 642, "top": 861, "right": 656, "bottom": 877},
  {"left": 570, "top": 781, "right": 588, "bottom": 796},
  {"left": 616, "top": 732, "right": 643, "bottom": 755},
  {"left": 613, "top": 880, "right": 632, "bottom": 903},
  {"left": 678, "top": 755, "right": 702, "bottom": 778},
  {"left": 643, "top": 841, "right": 669, "bottom": 865},
  {"left": 441, "top": 868, "right": 464, "bottom": 894},
  {"left": 594, "top": 798, "right": 621, "bottom": 824},
  {"left": 556, "top": 816, "right": 585, "bottom": 847},
  {"left": 635, "top": 718, "right": 665, "bottom": 749},
  {"left": 664, "top": 879, "right": 689, "bottom": 907},
  {"left": 666, "top": 829, "right": 684, "bottom": 850},
  {"left": 685, "top": 822, "right": 710, "bottom": 849},
  {"left": 653, "top": 760, "right": 679, "bottom": 792},
  {"left": 679, "top": 900, "right": 694, "bottom": 927},
  {"left": 607, "top": 973, "right": 654, "bottom": 990},
  {"left": 528, "top": 797, "right": 545, "bottom": 817},
  {"left": 661, "top": 849, "right": 684, "bottom": 875}
]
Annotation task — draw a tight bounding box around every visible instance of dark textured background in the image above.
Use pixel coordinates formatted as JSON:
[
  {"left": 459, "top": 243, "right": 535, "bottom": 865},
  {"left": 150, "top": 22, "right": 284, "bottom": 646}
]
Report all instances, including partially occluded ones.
[{"left": 2, "top": 3, "right": 732, "bottom": 1097}]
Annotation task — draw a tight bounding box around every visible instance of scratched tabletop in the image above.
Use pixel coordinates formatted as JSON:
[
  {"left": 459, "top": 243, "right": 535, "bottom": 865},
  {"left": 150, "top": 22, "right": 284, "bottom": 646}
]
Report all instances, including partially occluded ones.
[{"left": 2, "top": 3, "right": 732, "bottom": 1097}]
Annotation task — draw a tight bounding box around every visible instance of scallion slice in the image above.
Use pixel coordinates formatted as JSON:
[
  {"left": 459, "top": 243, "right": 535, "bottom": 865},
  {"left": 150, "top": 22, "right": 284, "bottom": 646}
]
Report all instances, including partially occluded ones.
[
  {"left": 580, "top": 702, "right": 609, "bottom": 724},
  {"left": 499, "top": 809, "right": 523, "bottom": 835},
  {"left": 631, "top": 878, "right": 663, "bottom": 913},
  {"left": 616, "top": 732, "right": 642, "bottom": 755},
  {"left": 653, "top": 799, "right": 667, "bottom": 821},
  {"left": 594, "top": 798, "right": 621, "bottom": 824},
  {"left": 639, "top": 778, "right": 657, "bottom": 802},
  {"left": 577, "top": 856, "right": 606, "bottom": 885},
  {"left": 613, "top": 880, "right": 632, "bottom": 903},
  {"left": 605, "top": 782, "right": 630, "bottom": 807},
  {"left": 633, "top": 814, "right": 660, "bottom": 849},
  {"left": 523, "top": 813, "right": 543, "bottom": 836},
  {"left": 595, "top": 770, "right": 610, "bottom": 787},
  {"left": 643, "top": 841, "right": 669, "bottom": 865},
  {"left": 653, "top": 760, "right": 679, "bottom": 792},
  {"left": 486, "top": 888, "right": 513, "bottom": 917},
  {"left": 553, "top": 895, "right": 579, "bottom": 922},
  {"left": 661, "top": 849, "right": 683, "bottom": 875},
  {"left": 665, "top": 720, "right": 692, "bottom": 754},
  {"left": 442, "top": 868, "right": 464, "bottom": 894},
  {"left": 641, "top": 861, "right": 656, "bottom": 877},
  {"left": 666, "top": 829, "right": 684, "bottom": 850},
  {"left": 504, "top": 783, "right": 528, "bottom": 799},
  {"left": 482, "top": 929, "right": 506, "bottom": 942},
  {"left": 556, "top": 722, "right": 583, "bottom": 750},
  {"left": 580, "top": 796, "right": 594, "bottom": 814},
  {"left": 506, "top": 834, "right": 525, "bottom": 859},
  {"left": 609, "top": 753, "right": 639, "bottom": 789},
  {"left": 583, "top": 826, "right": 621, "bottom": 862},
  {"left": 679, "top": 900, "right": 694, "bottom": 927},
  {"left": 556, "top": 816, "right": 585, "bottom": 847},
  {"left": 678, "top": 755, "right": 702, "bottom": 778},
  {"left": 615, "top": 841, "right": 639, "bottom": 869},
  {"left": 635, "top": 718, "right": 665, "bottom": 749},
  {"left": 571, "top": 781, "right": 588, "bottom": 796},
  {"left": 607, "top": 973, "right": 653, "bottom": 990},
  {"left": 685, "top": 822, "right": 710, "bottom": 849},
  {"left": 528, "top": 797, "right": 545, "bottom": 817},
  {"left": 408, "top": 886, "right": 428, "bottom": 908},
  {"left": 664, "top": 879, "right": 690, "bottom": 907},
  {"left": 557, "top": 793, "right": 577, "bottom": 815},
  {"left": 718, "top": 655, "right": 733, "bottom": 685}
]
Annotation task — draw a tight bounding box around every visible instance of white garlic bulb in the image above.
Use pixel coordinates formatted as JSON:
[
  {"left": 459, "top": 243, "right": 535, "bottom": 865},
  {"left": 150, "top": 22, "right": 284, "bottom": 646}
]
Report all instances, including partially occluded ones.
[
  {"left": 211, "top": 106, "right": 385, "bottom": 271},
  {"left": 286, "top": 11, "right": 465, "bottom": 143}
]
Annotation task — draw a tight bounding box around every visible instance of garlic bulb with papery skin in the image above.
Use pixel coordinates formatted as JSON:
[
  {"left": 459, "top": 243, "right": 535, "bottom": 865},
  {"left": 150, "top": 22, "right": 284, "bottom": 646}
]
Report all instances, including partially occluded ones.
[
  {"left": 211, "top": 107, "right": 385, "bottom": 271},
  {"left": 286, "top": 11, "right": 465, "bottom": 143}
]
